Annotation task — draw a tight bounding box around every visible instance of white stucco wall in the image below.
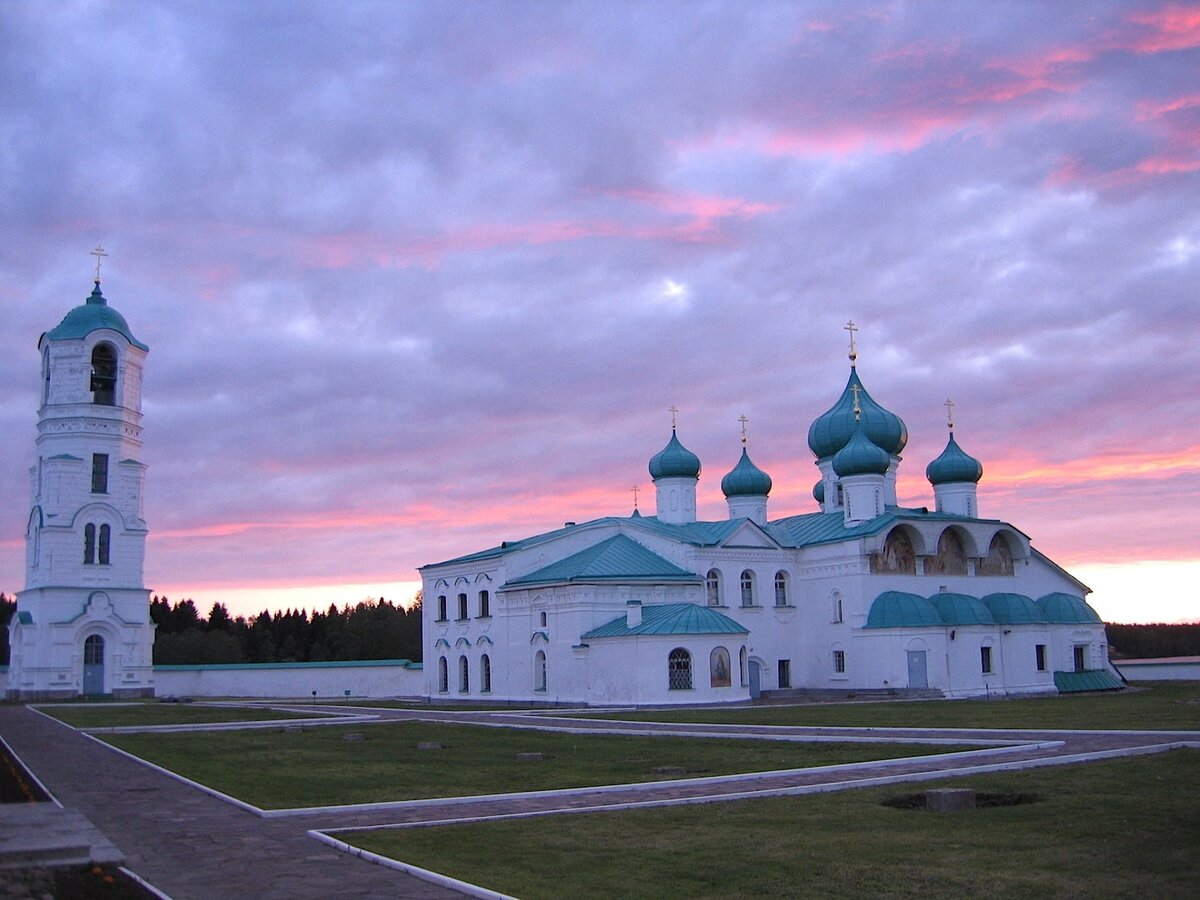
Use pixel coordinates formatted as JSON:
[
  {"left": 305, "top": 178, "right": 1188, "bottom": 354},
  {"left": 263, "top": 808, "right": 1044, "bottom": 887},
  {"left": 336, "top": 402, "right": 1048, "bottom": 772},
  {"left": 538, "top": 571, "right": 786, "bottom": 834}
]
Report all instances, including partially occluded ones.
[{"left": 154, "top": 660, "right": 424, "bottom": 698}]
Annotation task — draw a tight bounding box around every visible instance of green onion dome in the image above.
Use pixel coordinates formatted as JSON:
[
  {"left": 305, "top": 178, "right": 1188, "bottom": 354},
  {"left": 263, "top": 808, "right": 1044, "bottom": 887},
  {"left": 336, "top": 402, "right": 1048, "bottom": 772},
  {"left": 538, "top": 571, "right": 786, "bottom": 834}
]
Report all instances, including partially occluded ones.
[
  {"left": 832, "top": 423, "right": 891, "bottom": 477},
  {"left": 813, "top": 480, "right": 825, "bottom": 503},
  {"left": 808, "top": 369, "right": 907, "bottom": 459},
  {"left": 45, "top": 283, "right": 148, "bottom": 350},
  {"left": 721, "top": 448, "right": 773, "bottom": 497},
  {"left": 926, "top": 433, "right": 983, "bottom": 485},
  {"left": 648, "top": 429, "right": 701, "bottom": 480}
]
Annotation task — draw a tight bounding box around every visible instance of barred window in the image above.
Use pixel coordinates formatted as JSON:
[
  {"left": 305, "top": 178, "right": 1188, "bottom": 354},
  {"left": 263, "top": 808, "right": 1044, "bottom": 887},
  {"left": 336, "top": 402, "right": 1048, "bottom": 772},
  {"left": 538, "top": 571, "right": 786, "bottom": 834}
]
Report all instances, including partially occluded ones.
[{"left": 668, "top": 648, "right": 693, "bottom": 690}]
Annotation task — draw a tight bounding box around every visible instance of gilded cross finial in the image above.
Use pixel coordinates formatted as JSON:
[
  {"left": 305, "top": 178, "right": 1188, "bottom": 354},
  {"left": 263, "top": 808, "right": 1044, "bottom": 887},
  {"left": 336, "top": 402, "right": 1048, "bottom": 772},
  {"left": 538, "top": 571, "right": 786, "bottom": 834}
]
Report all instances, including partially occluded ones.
[
  {"left": 850, "top": 382, "right": 862, "bottom": 420},
  {"left": 631, "top": 485, "right": 640, "bottom": 510},
  {"left": 90, "top": 245, "right": 108, "bottom": 284},
  {"left": 945, "top": 398, "right": 956, "bottom": 432},
  {"left": 738, "top": 414, "right": 749, "bottom": 446},
  {"left": 669, "top": 404, "right": 678, "bottom": 430},
  {"left": 844, "top": 319, "right": 858, "bottom": 365}
]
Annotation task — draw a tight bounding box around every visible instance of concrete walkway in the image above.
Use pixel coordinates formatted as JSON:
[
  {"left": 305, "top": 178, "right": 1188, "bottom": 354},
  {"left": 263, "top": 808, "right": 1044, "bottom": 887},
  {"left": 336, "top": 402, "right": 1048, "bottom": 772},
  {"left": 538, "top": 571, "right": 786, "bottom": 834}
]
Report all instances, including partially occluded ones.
[{"left": 3, "top": 702, "right": 1197, "bottom": 898}]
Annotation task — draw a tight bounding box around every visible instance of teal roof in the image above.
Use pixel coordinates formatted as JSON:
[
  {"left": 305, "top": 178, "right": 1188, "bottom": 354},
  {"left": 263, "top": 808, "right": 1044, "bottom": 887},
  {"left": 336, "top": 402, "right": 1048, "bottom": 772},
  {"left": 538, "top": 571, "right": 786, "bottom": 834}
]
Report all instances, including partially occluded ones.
[
  {"left": 808, "top": 368, "right": 908, "bottom": 459},
  {"left": 45, "top": 283, "right": 148, "bottom": 350},
  {"left": 582, "top": 603, "right": 748, "bottom": 639},
  {"left": 832, "top": 422, "right": 891, "bottom": 477},
  {"left": 506, "top": 534, "right": 699, "bottom": 587},
  {"left": 865, "top": 591, "right": 943, "bottom": 628},
  {"left": 931, "top": 592, "right": 995, "bottom": 626},
  {"left": 1054, "top": 669, "right": 1124, "bottom": 692},
  {"left": 17, "top": 610, "right": 33, "bottom": 625},
  {"left": 982, "top": 592, "right": 1048, "bottom": 625},
  {"left": 648, "top": 429, "right": 701, "bottom": 480},
  {"left": 721, "top": 447, "right": 773, "bottom": 497},
  {"left": 926, "top": 432, "right": 983, "bottom": 485},
  {"left": 1038, "top": 592, "right": 1102, "bottom": 624},
  {"left": 812, "top": 480, "right": 825, "bottom": 503}
]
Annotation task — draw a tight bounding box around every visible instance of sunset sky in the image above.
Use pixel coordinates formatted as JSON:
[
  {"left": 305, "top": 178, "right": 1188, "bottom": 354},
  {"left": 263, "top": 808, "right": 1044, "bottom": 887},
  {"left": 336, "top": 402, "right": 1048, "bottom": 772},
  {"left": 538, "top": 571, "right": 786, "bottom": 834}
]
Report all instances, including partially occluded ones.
[{"left": 1, "top": 1, "right": 1197, "bottom": 624}]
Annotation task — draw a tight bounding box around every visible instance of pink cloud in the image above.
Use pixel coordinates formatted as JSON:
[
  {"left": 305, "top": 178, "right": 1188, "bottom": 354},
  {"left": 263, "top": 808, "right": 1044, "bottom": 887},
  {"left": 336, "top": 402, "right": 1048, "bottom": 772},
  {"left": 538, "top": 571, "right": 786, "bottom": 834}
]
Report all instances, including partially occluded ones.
[{"left": 1126, "top": 4, "right": 1200, "bottom": 53}]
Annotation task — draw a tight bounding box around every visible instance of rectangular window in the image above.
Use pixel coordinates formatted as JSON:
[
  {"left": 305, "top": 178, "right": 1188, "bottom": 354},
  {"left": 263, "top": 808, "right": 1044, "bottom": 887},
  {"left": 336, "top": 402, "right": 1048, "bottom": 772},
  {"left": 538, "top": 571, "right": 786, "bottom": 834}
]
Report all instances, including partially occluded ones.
[
  {"left": 478, "top": 590, "right": 490, "bottom": 618},
  {"left": 91, "top": 454, "right": 109, "bottom": 493},
  {"left": 981, "top": 646, "right": 993, "bottom": 674},
  {"left": 436, "top": 595, "right": 447, "bottom": 622},
  {"left": 1035, "top": 644, "right": 1047, "bottom": 672},
  {"left": 777, "top": 659, "right": 791, "bottom": 689},
  {"left": 457, "top": 593, "right": 468, "bottom": 620},
  {"left": 1073, "top": 645, "right": 1086, "bottom": 672},
  {"left": 833, "top": 650, "right": 845, "bottom": 674}
]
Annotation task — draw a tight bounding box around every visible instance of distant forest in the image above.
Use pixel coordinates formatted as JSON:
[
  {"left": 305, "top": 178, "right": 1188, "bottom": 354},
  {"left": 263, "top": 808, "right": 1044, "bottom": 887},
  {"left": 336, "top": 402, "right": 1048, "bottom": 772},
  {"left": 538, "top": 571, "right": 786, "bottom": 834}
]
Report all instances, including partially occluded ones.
[
  {"left": 1, "top": 594, "right": 1197, "bottom": 666},
  {"left": 0, "top": 593, "right": 422, "bottom": 666}
]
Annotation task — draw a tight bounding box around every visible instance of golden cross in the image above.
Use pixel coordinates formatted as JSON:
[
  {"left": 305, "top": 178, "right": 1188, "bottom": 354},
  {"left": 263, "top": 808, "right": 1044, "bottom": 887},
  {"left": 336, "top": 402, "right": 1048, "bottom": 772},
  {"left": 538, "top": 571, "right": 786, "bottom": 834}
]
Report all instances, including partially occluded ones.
[
  {"left": 738, "top": 414, "right": 749, "bottom": 445},
  {"left": 90, "top": 245, "right": 108, "bottom": 283},
  {"left": 669, "top": 404, "right": 678, "bottom": 429},
  {"left": 631, "top": 485, "right": 640, "bottom": 509},
  {"left": 945, "top": 398, "right": 955, "bottom": 431},
  {"left": 850, "top": 383, "right": 862, "bottom": 419},
  {"left": 844, "top": 319, "right": 858, "bottom": 363}
]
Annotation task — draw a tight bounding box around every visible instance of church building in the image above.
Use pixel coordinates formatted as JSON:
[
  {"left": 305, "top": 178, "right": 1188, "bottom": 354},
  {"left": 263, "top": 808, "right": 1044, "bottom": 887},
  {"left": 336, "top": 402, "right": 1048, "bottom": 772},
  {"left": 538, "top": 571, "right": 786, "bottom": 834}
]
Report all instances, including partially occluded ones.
[
  {"left": 420, "top": 326, "right": 1121, "bottom": 705},
  {"left": 6, "top": 253, "right": 155, "bottom": 700}
]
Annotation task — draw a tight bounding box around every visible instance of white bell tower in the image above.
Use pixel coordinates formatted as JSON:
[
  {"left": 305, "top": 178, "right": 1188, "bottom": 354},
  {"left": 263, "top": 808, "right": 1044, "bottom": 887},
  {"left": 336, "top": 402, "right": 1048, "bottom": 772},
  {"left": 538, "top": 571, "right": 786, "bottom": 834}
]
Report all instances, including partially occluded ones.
[{"left": 6, "top": 251, "right": 155, "bottom": 700}]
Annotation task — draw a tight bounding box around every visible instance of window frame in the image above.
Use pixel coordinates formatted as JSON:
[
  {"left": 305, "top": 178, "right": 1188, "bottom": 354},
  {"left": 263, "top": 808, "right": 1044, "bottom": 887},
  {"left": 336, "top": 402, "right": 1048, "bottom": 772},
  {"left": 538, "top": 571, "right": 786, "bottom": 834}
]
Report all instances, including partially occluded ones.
[
  {"left": 981, "top": 645, "right": 993, "bottom": 675},
  {"left": 739, "top": 570, "right": 755, "bottom": 607},
  {"left": 773, "top": 571, "right": 788, "bottom": 607},
  {"left": 91, "top": 454, "right": 109, "bottom": 494},
  {"left": 668, "top": 647, "right": 693, "bottom": 691}
]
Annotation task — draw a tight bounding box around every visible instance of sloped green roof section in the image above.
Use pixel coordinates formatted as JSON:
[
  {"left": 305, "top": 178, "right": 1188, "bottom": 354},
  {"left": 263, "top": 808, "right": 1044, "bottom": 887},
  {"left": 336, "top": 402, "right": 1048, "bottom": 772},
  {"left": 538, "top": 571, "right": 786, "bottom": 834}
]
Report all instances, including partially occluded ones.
[
  {"left": 46, "top": 284, "right": 148, "bottom": 350},
  {"left": 582, "top": 603, "right": 748, "bottom": 639},
  {"left": 865, "top": 591, "right": 942, "bottom": 628},
  {"left": 506, "top": 534, "right": 698, "bottom": 587},
  {"left": 932, "top": 592, "right": 996, "bottom": 626},
  {"left": 1054, "top": 670, "right": 1124, "bottom": 692},
  {"left": 982, "top": 592, "right": 1048, "bottom": 625},
  {"left": 17, "top": 610, "right": 33, "bottom": 625},
  {"left": 1038, "top": 592, "right": 1102, "bottom": 624}
]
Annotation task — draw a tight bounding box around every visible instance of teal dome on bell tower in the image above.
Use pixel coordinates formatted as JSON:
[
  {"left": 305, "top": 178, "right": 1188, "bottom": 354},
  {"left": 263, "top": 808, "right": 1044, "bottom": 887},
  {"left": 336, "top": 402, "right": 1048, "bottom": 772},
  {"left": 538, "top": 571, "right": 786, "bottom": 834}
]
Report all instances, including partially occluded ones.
[
  {"left": 721, "top": 447, "right": 773, "bottom": 497},
  {"left": 45, "top": 282, "right": 148, "bottom": 351},
  {"left": 926, "top": 432, "right": 983, "bottom": 485},
  {"left": 649, "top": 429, "right": 701, "bottom": 480}
]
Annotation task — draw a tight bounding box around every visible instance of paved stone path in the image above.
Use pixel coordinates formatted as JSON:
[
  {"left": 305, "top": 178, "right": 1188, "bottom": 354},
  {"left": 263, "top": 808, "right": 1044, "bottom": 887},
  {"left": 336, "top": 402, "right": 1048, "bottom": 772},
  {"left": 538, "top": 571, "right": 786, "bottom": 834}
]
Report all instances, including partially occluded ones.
[{"left": 3, "top": 702, "right": 1197, "bottom": 898}]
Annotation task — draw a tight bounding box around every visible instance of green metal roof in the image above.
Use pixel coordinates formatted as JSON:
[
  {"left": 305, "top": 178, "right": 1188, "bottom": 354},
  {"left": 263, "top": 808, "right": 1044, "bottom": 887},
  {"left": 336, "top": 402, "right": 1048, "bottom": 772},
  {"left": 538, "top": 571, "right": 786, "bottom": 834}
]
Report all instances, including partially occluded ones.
[
  {"left": 982, "top": 592, "right": 1048, "bottom": 625},
  {"left": 926, "top": 432, "right": 983, "bottom": 485},
  {"left": 1037, "top": 592, "right": 1102, "bottom": 624},
  {"left": 45, "top": 283, "right": 148, "bottom": 350},
  {"left": 833, "top": 423, "right": 891, "bottom": 477},
  {"left": 932, "top": 592, "right": 996, "bottom": 626},
  {"left": 582, "top": 603, "right": 748, "bottom": 639},
  {"left": 17, "top": 610, "right": 33, "bottom": 625},
  {"left": 808, "top": 367, "right": 908, "bottom": 459},
  {"left": 1053, "top": 670, "right": 1124, "bottom": 692},
  {"left": 648, "top": 429, "right": 701, "bottom": 479},
  {"left": 505, "top": 534, "right": 699, "bottom": 587},
  {"left": 721, "top": 447, "right": 773, "bottom": 497},
  {"left": 865, "top": 591, "right": 943, "bottom": 628}
]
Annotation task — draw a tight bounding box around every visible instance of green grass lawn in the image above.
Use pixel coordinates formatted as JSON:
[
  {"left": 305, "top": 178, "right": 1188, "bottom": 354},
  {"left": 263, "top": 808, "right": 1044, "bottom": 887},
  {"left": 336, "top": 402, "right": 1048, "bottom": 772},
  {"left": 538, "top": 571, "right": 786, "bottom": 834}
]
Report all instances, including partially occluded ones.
[
  {"left": 580, "top": 681, "right": 1200, "bottom": 731},
  {"left": 99, "top": 721, "right": 976, "bottom": 808},
  {"left": 38, "top": 703, "right": 334, "bottom": 729},
  {"left": 345, "top": 749, "right": 1200, "bottom": 899}
]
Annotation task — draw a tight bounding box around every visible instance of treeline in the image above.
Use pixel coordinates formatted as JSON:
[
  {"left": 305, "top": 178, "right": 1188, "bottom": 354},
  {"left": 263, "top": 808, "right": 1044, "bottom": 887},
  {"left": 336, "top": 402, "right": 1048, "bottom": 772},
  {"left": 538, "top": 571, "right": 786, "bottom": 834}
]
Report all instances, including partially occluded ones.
[
  {"left": 0, "top": 594, "right": 13, "bottom": 664},
  {"left": 1106, "top": 623, "right": 1200, "bottom": 660},
  {"left": 151, "top": 594, "right": 422, "bottom": 665}
]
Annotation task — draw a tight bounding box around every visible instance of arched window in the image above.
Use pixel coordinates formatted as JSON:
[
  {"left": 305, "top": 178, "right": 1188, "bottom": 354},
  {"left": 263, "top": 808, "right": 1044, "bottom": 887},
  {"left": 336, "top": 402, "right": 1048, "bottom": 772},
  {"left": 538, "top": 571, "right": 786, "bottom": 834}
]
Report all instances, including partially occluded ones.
[
  {"left": 774, "top": 571, "right": 789, "bottom": 607},
  {"left": 740, "top": 570, "right": 755, "bottom": 607},
  {"left": 534, "top": 650, "right": 547, "bottom": 691},
  {"left": 739, "top": 646, "right": 748, "bottom": 686},
  {"left": 42, "top": 348, "right": 51, "bottom": 405},
  {"left": 710, "top": 646, "right": 731, "bottom": 687},
  {"left": 84, "top": 634, "right": 104, "bottom": 665},
  {"left": 480, "top": 654, "right": 492, "bottom": 693},
  {"left": 97, "top": 524, "right": 111, "bottom": 565},
  {"left": 84, "top": 523, "right": 96, "bottom": 564},
  {"left": 478, "top": 590, "right": 490, "bottom": 617},
  {"left": 437, "top": 595, "right": 447, "bottom": 621},
  {"left": 668, "top": 648, "right": 693, "bottom": 690},
  {"left": 457, "top": 593, "right": 468, "bottom": 620},
  {"left": 459, "top": 655, "right": 469, "bottom": 692},
  {"left": 90, "top": 344, "right": 117, "bottom": 406},
  {"left": 437, "top": 656, "right": 448, "bottom": 692},
  {"left": 832, "top": 590, "right": 843, "bottom": 624},
  {"left": 539, "top": 610, "right": 547, "bottom": 628},
  {"left": 705, "top": 569, "right": 722, "bottom": 606}
]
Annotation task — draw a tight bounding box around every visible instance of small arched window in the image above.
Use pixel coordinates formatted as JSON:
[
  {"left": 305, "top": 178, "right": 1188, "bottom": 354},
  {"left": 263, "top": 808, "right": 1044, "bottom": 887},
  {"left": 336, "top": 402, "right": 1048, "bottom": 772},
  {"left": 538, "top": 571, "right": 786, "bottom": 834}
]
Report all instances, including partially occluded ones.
[
  {"left": 480, "top": 654, "right": 492, "bottom": 693},
  {"left": 98, "top": 524, "right": 111, "bottom": 565},
  {"left": 459, "top": 655, "right": 470, "bottom": 692},
  {"left": 668, "top": 648, "right": 693, "bottom": 690},
  {"left": 774, "top": 571, "right": 788, "bottom": 607},
  {"left": 437, "top": 595, "right": 447, "bottom": 621},
  {"left": 740, "top": 570, "right": 755, "bottom": 607},
  {"left": 534, "top": 649, "right": 547, "bottom": 691},
  {"left": 832, "top": 590, "right": 843, "bottom": 623},
  {"left": 739, "top": 646, "right": 748, "bottom": 687},
  {"left": 478, "top": 590, "right": 490, "bottom": 617},
  {"left": 706, "top": 569, "right": 722, "bottom": 606},
  {"left": 539, "top": 610, "right": 547, "bottom": 628},
  {"left": 84, "top": 523, "right": 96, "bottom": 564},
  {"left": 437, "top": 656, "right": 448, "bottom": 692},
  {"left": 90, "top": 344, "right": 117, "bottom": 406},
  {"left": 457, "top": 593, "right": 468, "bottom": 620}
]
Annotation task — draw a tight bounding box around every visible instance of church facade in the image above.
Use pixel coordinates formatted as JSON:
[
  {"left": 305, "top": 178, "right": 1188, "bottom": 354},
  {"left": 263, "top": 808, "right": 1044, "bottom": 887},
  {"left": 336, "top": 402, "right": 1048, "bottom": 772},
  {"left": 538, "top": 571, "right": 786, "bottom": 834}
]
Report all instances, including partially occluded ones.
[
  {"left": 6, "top": 266, "right": 155, "bottom": 700},
  {"left": 420, "top": 338, "right": 1119, "bottom": 706}
]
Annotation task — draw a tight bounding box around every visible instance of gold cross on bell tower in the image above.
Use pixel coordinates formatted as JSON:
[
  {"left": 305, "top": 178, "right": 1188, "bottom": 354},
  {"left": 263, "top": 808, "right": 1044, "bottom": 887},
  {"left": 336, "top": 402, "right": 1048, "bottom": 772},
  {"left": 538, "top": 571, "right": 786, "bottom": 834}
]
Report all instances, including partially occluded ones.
[
  {"left": 90, "top": 245, "right": 108, "bottom": 284},
  {"left": 945, "top": 398, "right": 956, "bottom": 432},
  {"left": 844, "top": 319, "right": 858, "bottom": 365},
  {"left": 631, "top": 485, "right": 640, "bottom": 510},
  {"left": 850, "top": 383, "right": 862, "bottom": 420},
  {"left": 738, "top": 414, "right": 749, "bottom": 446},
  {"left": 669, "top": 404, "right": 679, "bottom": 430}
]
